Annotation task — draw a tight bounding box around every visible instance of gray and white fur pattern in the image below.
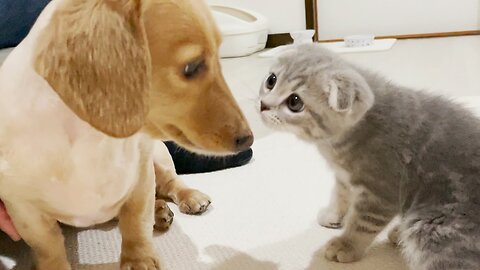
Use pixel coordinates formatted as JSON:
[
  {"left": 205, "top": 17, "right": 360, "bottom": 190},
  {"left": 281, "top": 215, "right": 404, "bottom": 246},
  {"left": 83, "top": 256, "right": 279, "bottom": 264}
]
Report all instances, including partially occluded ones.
[{"left": 259, "top": 44, "right": 480, "bottom": 270}]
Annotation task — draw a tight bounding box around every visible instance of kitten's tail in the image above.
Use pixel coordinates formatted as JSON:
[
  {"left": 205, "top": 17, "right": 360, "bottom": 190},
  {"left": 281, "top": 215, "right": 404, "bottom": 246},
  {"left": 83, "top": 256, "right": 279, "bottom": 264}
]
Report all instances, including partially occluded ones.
[{"left": 399, "top": 214, "right": 480, "bottom": 270}]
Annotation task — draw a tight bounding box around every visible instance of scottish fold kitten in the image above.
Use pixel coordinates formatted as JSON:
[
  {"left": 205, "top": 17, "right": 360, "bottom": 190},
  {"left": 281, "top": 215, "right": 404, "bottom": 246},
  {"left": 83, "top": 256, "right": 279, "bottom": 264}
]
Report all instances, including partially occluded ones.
[{"left": 259, "top": 44, "right": 480, "bottom": 270}]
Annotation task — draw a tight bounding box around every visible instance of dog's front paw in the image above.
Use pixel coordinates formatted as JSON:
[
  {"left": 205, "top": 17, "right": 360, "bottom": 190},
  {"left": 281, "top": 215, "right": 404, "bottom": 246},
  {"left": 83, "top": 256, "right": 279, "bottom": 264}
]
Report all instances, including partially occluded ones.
[
  {"left": 177, "top": 189, "right": 211, "bottom": 215},
  {"left": 325, "top": 236, "right": 361, "bottom": 263},
  {"left": 154, "top": 199, "right": 174, "bottom": 231},
  {"left": 121, "top": 250, "right": 161, "bottom": 270},
  {"left": 317, "top": 207, "right": 344, "bottom": 229}
]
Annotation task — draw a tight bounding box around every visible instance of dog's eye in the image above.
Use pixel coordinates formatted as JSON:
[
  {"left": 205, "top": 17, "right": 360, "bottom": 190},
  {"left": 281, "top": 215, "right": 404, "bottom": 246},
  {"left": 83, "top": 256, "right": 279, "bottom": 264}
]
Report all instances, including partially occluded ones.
[
  {"left": 183, "top": 59, "right": 206, "bottom": 79},
  {"left": 265, "top": 73, "right": 277, "bottom": 90},
  {"left": 286, "top": 94, "right": 304, "bottom": 113}
]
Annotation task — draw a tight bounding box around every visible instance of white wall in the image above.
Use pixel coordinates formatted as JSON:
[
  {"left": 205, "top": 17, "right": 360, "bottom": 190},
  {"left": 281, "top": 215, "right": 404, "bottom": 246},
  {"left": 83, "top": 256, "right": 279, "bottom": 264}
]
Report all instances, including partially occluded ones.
[
  {"left": 317, "top": 0, "right": 480, "bottom": 40},
  {"left": 207, "top": 0, "right": 306, "bottom": 34},
  {"left": 478, "top": 1, "right": 480, "bottom": 28}
]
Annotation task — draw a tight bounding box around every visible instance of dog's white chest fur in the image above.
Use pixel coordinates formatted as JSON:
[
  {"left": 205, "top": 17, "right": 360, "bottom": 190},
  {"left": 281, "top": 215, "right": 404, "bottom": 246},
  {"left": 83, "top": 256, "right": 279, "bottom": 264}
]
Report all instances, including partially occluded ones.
[
  {"left": 0, "top": 136, "right": 145, "bottom": 227},
  {"left": 0, "top": 4, "right": 149, "bottom": 227},
  {"left": 0, "top": 80, "right": 147, "bottom": 227}
]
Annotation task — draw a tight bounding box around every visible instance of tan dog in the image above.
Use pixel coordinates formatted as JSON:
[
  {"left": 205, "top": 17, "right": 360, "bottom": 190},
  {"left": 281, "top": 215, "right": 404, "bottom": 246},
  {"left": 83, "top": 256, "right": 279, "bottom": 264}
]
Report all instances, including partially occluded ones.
[{"left": 0, "top": 0, "right": 253, "bottom": 269}]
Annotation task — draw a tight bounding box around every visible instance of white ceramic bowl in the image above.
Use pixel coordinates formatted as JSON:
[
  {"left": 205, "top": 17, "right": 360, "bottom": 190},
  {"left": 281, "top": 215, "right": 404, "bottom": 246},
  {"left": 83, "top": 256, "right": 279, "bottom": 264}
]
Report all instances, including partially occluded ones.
[
  {"left": 290, "top": 30, "right": 316, "bottom": 44},
  {"left": 344, "top": 34, "right": 375, "bottom": 47}
]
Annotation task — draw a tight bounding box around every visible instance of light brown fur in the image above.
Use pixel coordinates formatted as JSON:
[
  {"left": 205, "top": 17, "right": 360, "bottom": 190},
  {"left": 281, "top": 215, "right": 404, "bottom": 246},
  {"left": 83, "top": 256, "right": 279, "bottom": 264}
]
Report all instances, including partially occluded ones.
[
  {"left": 141, "top": 0, "right": 251, "bottom": 154},
  {"left": 3, "top": 0, "right": 253, "bottom": 269},
  {"left": 35, "top": 0, "right": 150, "bottom": 138},
  {"left": 35, "top": 0, "right": 252, "bottom": 153}
]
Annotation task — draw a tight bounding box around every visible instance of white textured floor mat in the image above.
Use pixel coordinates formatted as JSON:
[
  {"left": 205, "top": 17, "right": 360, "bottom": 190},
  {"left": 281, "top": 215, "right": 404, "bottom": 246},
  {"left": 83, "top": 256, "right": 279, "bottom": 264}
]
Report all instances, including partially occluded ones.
[{"left": 320, "top": 39, "right": 397, "bottom": 54}]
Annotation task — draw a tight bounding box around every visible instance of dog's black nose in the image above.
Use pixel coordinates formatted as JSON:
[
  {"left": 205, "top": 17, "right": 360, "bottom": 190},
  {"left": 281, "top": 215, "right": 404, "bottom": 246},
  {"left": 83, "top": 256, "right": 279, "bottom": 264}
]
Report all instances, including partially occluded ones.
[
  {"left": 235, "top": 133, "right": 254, "bottom": 151},
  {"left": 260, "top": 101, "right": 270, "bottom": 112}
]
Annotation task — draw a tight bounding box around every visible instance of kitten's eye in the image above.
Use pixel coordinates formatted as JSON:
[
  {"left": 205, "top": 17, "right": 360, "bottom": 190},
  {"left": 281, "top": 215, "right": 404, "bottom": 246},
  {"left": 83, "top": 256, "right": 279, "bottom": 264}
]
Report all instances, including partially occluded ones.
[
  {"left": 183, "top": 59, "right": 206, "bottom": 79},
  {"left": 286, "top": 94, "right": 305, "bottom": 113},
  {"left": 265, "top": 73, "right": 277, "bottom": 90}
]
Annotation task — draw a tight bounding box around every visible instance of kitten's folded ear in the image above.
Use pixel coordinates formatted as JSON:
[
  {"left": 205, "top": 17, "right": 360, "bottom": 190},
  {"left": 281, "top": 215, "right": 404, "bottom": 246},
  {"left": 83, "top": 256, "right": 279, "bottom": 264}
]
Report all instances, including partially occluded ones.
[
  {"left": 34, "top": 0, "right": 150, "bottom": 138},
  {"left": 326, "top": 70, "right": 373, "bottom": 112}
]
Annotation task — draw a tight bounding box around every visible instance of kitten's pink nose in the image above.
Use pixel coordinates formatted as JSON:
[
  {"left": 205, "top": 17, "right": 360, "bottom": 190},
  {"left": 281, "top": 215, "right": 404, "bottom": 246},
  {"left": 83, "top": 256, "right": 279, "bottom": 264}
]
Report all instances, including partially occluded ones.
[{"left": 260, "top": 101, "right": 270, "bottom": 112}]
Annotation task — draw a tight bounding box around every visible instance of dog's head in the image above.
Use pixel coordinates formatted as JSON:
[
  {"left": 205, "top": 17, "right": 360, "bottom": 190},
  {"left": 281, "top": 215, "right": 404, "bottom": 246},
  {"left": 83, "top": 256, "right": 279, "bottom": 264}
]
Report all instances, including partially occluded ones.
[{"left": 34, "top": 0, "right": 253, "bottom": 154}]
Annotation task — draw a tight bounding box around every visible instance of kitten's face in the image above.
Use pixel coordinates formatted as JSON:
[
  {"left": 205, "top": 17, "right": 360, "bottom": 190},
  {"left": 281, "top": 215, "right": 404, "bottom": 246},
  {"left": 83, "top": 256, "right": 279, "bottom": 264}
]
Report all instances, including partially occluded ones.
[
  {"left": 259, "top": 45, "right": 374, "bottom": 141},
  {"left": 258, "top": 64, "right": 325, "bottom": 140}
]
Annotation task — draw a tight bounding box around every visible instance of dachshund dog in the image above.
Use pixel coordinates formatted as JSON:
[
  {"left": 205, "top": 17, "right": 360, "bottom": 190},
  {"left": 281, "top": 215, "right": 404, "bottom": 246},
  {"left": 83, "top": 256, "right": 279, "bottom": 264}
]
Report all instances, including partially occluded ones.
[{"left": 0, "top": 0, "right": 253, "bottom": 269}]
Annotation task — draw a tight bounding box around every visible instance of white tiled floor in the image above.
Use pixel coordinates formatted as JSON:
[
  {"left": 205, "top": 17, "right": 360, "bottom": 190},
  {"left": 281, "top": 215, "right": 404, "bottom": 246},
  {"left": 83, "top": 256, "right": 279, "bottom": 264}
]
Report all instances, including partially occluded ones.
[{"left": 223, "top": 36, "right": 480, "bottom": 139}]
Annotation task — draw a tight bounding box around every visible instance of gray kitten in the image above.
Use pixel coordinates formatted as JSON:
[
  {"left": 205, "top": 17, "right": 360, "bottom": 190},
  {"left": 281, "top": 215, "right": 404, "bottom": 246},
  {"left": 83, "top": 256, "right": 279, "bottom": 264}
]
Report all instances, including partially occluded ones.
[{"left": 259, "top": 44, "right": 480, "bottom": 270}]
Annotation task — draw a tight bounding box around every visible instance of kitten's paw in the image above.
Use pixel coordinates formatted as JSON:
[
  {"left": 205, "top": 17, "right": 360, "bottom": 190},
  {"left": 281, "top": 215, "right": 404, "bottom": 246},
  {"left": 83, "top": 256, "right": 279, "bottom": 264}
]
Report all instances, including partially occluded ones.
[
  {"left": 154, "top": 200, "right": 174, "bottom": 231},
  {"left": 177, "top": 189, "right": 211, "bottom": 215},
  {"left": 325, "top": 236, "right": 361, "bottom": 263},
  {"left": 388, "top": 225, "right": 401, "bottom": 246},
  {"left": 121, "top": 248, "right": 161, "bottom": 270},
  {"left": 317, "top": 207, "right": 344, "bottom": 229}
]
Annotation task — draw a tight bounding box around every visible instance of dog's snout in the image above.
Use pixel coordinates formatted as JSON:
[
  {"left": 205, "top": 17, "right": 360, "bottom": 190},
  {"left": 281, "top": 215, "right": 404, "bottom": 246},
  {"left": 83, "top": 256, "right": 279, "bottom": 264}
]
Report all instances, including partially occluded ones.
[
  {"left": 235, "top": 132, "right": 254, "bottom": 151},
  {"left": 260, "top": 101, "right": 270, "bottom": 112}
]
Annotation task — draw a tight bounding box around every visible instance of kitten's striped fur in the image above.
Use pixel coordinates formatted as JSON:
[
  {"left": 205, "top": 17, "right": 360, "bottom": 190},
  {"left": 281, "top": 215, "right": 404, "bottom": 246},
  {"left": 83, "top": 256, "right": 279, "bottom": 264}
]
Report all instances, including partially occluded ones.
[{"left": 259, "top": 44, "right": 480, "bottom": 270}]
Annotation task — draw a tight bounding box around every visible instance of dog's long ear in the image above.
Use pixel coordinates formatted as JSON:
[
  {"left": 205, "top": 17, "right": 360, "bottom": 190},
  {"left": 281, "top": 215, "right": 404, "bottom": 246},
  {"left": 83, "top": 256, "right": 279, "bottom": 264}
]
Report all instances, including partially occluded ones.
[{"left": 34, "top": 0, "right": 150, "bottom": 138}]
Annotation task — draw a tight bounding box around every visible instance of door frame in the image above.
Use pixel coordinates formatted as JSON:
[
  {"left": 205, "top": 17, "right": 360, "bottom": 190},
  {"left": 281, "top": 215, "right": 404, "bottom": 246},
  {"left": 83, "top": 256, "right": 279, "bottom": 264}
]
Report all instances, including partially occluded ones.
[{"left": 304, "top": 0, "right": 480, "bottom": 42}]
